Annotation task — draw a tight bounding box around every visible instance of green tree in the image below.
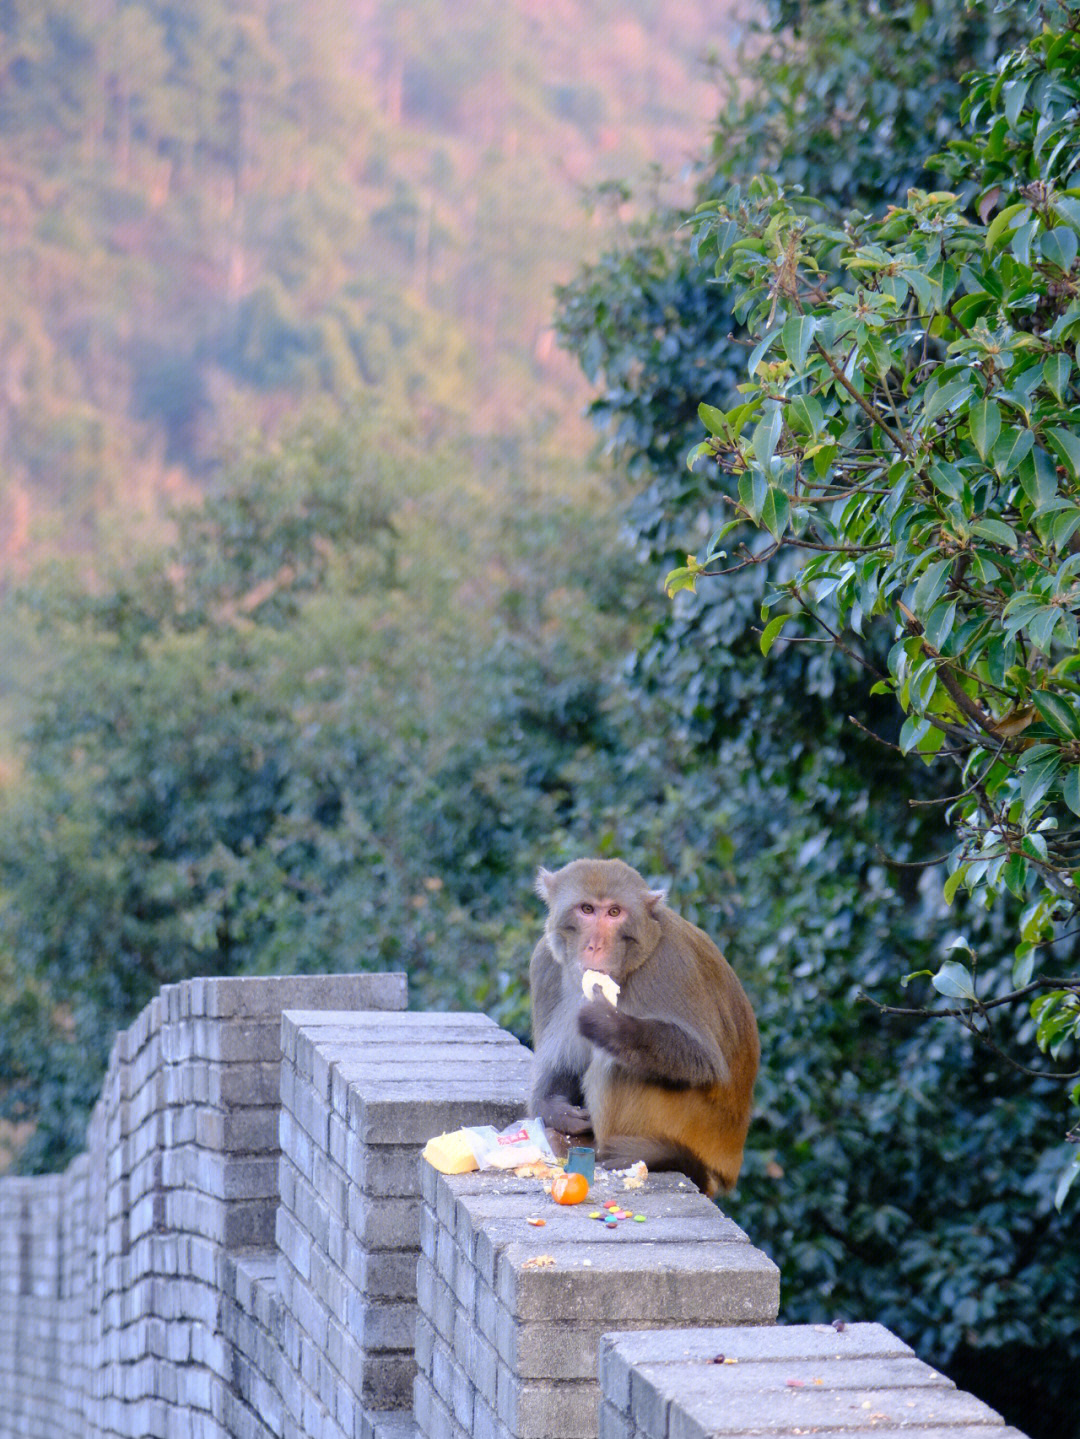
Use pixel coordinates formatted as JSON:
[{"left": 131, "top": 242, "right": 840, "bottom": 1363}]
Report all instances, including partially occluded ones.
[
  {"left": 557, "top": 2, "right": 1079, "bottom": 1434},
  {"left": 0, "top": 414, "right": 641, "bottom": 1169},
  {"left": 684, "top": 3, "right": 1080, "bottom": 1204}
]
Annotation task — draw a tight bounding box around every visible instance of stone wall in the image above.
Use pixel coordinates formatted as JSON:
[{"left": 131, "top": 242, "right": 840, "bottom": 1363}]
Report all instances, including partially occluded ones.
[
  {"left": 0, "top": 972, "right": 411, "bottom": 1439},
  {"left": 413, "top": 1164, "right": 779, "bottom": 1439},
  {"left": 597, "top": 1323, "right": 1031, "bottom": 1439},
  {"left": 0, "top": 973, "right": 1033, "bottom": 1439}
]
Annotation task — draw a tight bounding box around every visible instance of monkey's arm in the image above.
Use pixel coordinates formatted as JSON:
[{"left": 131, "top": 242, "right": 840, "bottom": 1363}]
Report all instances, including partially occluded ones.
[
  {"left": 528, "top": 1048, "right": 592, "bottom": 1133},
  {"left": 529, "top": 938, "right": 593, "bottom": 1135},
  {"left": 578, "top": 999, "right": 728, "bottom": 1089}
]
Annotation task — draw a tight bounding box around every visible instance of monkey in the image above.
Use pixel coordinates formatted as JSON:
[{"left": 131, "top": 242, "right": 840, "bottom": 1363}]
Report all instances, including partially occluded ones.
[{"left": 529, "top": 857, "right": 759, "bottom": 1196}]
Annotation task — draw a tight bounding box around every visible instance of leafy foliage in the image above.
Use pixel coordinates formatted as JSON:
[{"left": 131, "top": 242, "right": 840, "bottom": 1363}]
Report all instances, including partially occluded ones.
[
  {"left": 685, "top": 5, "right": 1080, "bottom": 1204},
  {"left": 558, "top": 2, "right": 1080, "bottom": 1434},
  {"left": 0, "top": 413, "right": 643, "bottom": 1168}
]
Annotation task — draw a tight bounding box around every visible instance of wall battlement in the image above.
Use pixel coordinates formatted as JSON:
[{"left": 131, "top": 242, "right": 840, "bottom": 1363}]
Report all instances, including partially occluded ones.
[{"left": 0, "top": 974, "right": 1031, "bottom": 1439}]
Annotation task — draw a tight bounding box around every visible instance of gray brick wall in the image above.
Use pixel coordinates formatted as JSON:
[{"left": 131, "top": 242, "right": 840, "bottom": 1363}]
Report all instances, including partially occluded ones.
[
  {"left": 273, "top": 1009, "right": 532, "bottom": 1438},
  {"left": 413, "top": 1163, "right": 780, "bottom": 1439},
  {"left": 0, "top": 973, "right": 1035, "bottom": 1439},
  {"left": 0, "top": 972, "right": 406, "bottom": 1439},
  {"left": 597, "top": 1323, "right": 1031, "bottom": 1439}
]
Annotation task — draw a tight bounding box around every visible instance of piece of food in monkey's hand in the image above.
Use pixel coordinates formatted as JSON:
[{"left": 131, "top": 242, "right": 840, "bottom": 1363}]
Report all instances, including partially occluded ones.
[{"left": 581, "top": 968, "right": 620, "bottom": 1006}]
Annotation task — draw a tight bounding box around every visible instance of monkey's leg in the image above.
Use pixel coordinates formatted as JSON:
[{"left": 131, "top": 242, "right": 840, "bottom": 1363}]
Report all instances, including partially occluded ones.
[{"left": 597, "top": 1133, "right": 720, "bottom": 1197}]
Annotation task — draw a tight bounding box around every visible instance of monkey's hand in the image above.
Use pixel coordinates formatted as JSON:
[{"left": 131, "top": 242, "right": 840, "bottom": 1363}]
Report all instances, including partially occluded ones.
[
  {"left": 536, "top": 1094, "right": 592, "bottom": 1136},
  {"left": 579, "top": 1002, "right": 725, "bottom": 1088},
  {"left": 577, "top": 996, "right": 630, "bottom": 1056}
]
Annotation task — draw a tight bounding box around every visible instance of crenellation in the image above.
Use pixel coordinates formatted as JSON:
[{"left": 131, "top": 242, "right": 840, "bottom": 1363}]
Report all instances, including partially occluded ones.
[{"left": 0, "top": 973, "right": 1037, "bottom": 1439}]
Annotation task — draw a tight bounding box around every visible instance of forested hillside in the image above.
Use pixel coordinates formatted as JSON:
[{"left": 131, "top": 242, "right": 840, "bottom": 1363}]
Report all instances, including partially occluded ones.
[{"left": 0, "top": 0, "right": 731, "bottom": 572}]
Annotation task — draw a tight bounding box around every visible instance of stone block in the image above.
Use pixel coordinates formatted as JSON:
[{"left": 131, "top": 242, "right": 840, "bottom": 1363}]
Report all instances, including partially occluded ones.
[
  {"left": 600, "top": 1325, "right": 1030, "bottom": 1439},
  {"left": 497, "top": 1238, "right": 778, "bottom": 1325},
  {"left": 353, "top": 1144, "right": 426, "bottom": 1198},
  {"left": 209, "top": 973, "right": 407, "bottom": 1020},
  {"left": 347, "top": 1190, "right": 423, "bottom": 1252},
  {"left": 362, "top": 1408, "right": 422, "bottom": 1439},
  {"left": 597, "top": 1399, "right": 636, "bottom": 1439},
  {"left": 496, "top": 1364, "right": 596, "bottom": 1439},
  {"left": 348, "top": 1093, "right": 528, "bottom": 1146}
]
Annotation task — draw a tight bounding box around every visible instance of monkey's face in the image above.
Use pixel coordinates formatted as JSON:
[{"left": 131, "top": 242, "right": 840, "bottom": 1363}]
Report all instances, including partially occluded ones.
[{"left": 537, "top": 859, "right": 664, "bottom": 983}]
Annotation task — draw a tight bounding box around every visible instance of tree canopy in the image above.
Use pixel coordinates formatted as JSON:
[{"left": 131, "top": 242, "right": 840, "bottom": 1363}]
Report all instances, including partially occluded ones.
[
  {"left": 681, "top": 2, "right": 1080, "bottom": 1206},
  {"left": 557, "top": 2, "right": 1079, "bottom": 1433}
]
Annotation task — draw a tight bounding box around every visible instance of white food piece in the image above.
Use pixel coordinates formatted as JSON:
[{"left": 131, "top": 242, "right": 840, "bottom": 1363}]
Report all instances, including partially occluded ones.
[
  {"left": 581, "top": 968, "right": 620, "bottom": 1007},
  {"left": 620, "top": 1160, "right": 648, "bottom": 1189}
]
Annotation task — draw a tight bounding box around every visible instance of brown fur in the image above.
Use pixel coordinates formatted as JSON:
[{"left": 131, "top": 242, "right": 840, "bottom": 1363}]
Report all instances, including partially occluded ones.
[{"left": 529, "top": 858, "right": 759, "bottom": 1195}]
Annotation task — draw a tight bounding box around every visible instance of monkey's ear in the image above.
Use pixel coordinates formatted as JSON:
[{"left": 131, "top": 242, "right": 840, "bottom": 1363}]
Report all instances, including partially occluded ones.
[
  {"left": 645, "top": 888, "right": 667, "bottom": 914},
  {"left": 536, "top": 867, "right": 557, "bottom": 902}
]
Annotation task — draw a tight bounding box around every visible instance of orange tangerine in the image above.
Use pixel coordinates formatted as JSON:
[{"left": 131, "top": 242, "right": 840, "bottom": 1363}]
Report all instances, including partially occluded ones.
[{"left": 551, "top": 1170, "right": 589, "bottom": 1205}]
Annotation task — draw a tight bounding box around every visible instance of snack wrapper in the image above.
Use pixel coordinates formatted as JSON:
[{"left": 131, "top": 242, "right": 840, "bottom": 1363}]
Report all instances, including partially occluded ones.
[
  {"left": 463, "top": 1117, "right": 557, "bottom": 1170},
  {"left": 422, "top": 1117, "right": 558, "bottom": 1174}
]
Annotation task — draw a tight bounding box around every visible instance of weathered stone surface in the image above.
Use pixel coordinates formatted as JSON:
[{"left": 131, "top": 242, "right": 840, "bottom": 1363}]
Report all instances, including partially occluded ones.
[
  {"left": 417, "top": 1166, "right": 778, "bottom": 1439},
  {"left": 0, "top": 972, "right": 408, "bottom": 1439},
  {"left": 599, "top": 1325, "right": 1029, "bottom": 1439},
  {"left": 0, "top": 979, "right": 1037, "bottom": 1439}
]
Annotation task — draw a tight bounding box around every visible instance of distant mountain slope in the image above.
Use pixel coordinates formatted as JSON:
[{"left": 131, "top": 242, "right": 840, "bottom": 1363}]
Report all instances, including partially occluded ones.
[{"left": 0, "top": 0, "right": 747, "bottom": 569}]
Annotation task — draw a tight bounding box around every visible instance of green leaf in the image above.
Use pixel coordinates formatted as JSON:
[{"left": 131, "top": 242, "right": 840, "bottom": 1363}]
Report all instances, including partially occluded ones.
[
  {"left": 1003, "top": 76, "right": 1031, "bottom": 125},
  {"left": 923, "top": 598, "right": 957, "bottom": 650},
  {"left": 699, "top": 402, "right": 730, "bottom": 437},
  {"left": 1051, "top": 507, "right": 1080, "bottom": 550},
  {"left": 1019, "top": 751, "right": 1061, "bottom": 814},
  {"left": 1003, "top": 852, "right": 1028, "bottom": 899},
  {"left": 760, "top": 613, "right": 789, "bottom": 655},
  {"left": 664, "top": 563, "right": 702, "bottom": 598},
  {"left": 971, "top": 518, "right": 1019, "bottom": 549},
  {"left": 911, "top": 557, "right": 953, "bottom": 616},
  {"left": 748, "top": 326, "right": 781, "bottom": 377},
  {"left": 1063, "top": 765, "right": 1080, "bottom": 816},
  {"left": 985, "top": 201, "right": 1028, "bottom": 252},
  {"left": 739, "top": 470, "right": 767, "bottom": 522},
  {"left": 905, "top": 267, "right": 935, "bottom": 310},
  {"left": 781, "top": 315, "right": 817, "bottom": 370},
  {"left": 1054, "top": 194, "right": 1080, "bottom": 234},
  {"left": 760, "top": 486, "right": 791, "bottom": 541},
  {"left": 1011, "top": 219, "right": 1035, "bottom": 265},
  {"left": 943, "top": 866, "right": 966, "bottom": 905},
  {"left": 932, "top": 960, "right": 977, "bottom": 1002},
  {"left": 899, "top": 714, "right": 932, "bottom": 754},
  {"left": 752, "top": 407, "right": 784, "bottom": 469},
  {"left": 923, "top": 378, "right": 973, "bottom": 423},
  {"left": 1019, "top": 447, "right": 1059, "bottom": 508},
  {"left": 1048, "top": 426, "right": 1080, "bottom": 479},
  {"left": 929, "top": 461, "right": 965, "bottom": 500},
  {"left": 787, "top": 395, "right": 823, "bottom": 435},
  {"left": 969, "top": 397, "right": 1001, "bottom": 460},
  {"left": 991, "top": 426, "right": 1034, "bottom": 477},
  {"left": 1041, "top": 226, "right": 1079, "bottom": 272},
  {"left": 1031, "top": 691, "right": 1080, "bottom": 739},
  {"left": 1043, "top": 353, "right": 1072, "bottom": 403}
]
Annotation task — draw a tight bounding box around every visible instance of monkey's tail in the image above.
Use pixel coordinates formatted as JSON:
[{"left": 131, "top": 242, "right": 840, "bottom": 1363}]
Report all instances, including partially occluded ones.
[{"left": 597, "top": 1135, "right": 725, "bottom": 1198}]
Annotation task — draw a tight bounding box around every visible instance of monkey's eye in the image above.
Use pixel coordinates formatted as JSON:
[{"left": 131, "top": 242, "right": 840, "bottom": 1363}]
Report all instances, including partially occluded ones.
[
  {"left": 580, "top": 902, "right": 595, "bottom": 914},
  {"left": 608, "top": 905, "right": 622, "bottom": 917}
]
